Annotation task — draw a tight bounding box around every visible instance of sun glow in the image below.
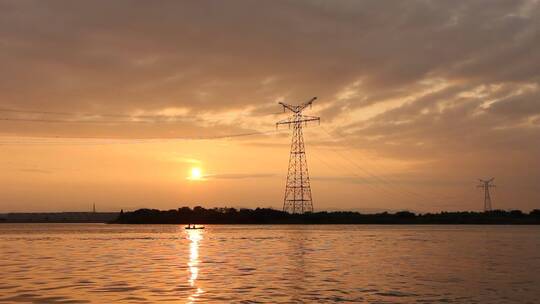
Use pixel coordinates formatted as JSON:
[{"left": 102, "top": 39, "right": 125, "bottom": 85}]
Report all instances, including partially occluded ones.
[
  {"left": 186, "top": 230, "right": 203, "bottom": 302},
  {"left": 189, "top": 167, "right": 203, "bottom": 181}
]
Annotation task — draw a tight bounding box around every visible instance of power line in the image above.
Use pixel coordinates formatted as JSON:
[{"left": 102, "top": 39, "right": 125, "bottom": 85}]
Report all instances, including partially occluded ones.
[
  {"left": 0, "top": 107, "right": 191, "bottom": 120},
  {"left": 312, "top": 143, "right": 439, "bottom": 206},
  {"left": 320, "top": 127, "right": 434, "bottom": 200},
  {"left": 0, "top": 130, "right": 282, "bottom": 145},
  {"left": 317, "top": 125, "right": 464, "bottom": 206},
  {"left": 0, "top": 117, "right": 191, "bottom": 124},
  {"left": 309, "top": 145, "right": 412, "bottom": 204},
  {"left": 0, "top": 106, "right": 285, "bottom": 122}
]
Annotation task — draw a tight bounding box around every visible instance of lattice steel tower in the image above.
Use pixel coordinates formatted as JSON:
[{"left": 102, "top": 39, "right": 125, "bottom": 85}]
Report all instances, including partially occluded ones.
[
  {"left": 478, "top": 178, "right": 495, "bottom": 212},
  {"left": 276, "top": 97, "right": 320, "bottom": 213}
]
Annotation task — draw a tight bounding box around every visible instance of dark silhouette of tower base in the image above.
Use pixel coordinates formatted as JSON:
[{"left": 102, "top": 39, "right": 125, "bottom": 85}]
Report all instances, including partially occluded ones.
[
  {"left": 277, "top": 97, "right": 320, "bottom": 214},
  {"left": 478, "top": 178, "right": 495, "bottom": 212}
]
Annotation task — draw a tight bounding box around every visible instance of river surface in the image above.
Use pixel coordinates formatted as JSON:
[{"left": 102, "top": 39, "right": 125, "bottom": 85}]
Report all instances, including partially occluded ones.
[{"left": 0, "top": 224, "right": 539, "bottom": 303}]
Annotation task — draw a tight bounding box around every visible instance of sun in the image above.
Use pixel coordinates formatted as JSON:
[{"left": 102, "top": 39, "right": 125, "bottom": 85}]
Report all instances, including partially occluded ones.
[{"left": 189, "top": 167, "right": 203, "bottom": 181}]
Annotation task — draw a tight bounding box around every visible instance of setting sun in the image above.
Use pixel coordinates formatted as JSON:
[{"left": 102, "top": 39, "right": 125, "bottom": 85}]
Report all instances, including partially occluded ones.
[
  {"left": 2, "top": 2, "right": 540, "bottom": 303},
  {"left": 189, "top": 167, "right": 203, "bottom": 181}
]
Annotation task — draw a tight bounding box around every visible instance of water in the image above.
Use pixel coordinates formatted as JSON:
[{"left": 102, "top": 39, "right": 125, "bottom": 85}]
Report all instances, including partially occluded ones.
[{"left": 1, "top": 224, "right": 539, "bottom": 303}]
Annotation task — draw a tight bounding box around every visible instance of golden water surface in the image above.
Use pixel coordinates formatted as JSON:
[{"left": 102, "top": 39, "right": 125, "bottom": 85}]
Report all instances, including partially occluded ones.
[{"left": 1, "top": 224, "right": 539, "bottom": 303}]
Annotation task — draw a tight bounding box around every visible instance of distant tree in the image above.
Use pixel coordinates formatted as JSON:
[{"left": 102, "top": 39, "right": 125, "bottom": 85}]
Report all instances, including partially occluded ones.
[
  {"left": 530, "top": 209, "right": 540, "bottom": 218},
  {"left": 510, "top": 210, "right": 524, "bottom": 216},
  {"left": 193, "top": 206, "right": 204, "bottom": 212},
  {"left": 111, "top": 206, "right": 540, "bottom": 225},
  {"left": 396, "top": 211, "right": 415, "bottom": 218}
]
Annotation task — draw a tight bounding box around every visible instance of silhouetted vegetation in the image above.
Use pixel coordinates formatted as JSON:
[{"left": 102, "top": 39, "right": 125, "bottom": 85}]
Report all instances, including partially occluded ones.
[
  {"left": 0, "top": 212, "right": 119, "bottom": 223},
  {"left": 113, "top": 207, "right": 540, "bottom": 225}
]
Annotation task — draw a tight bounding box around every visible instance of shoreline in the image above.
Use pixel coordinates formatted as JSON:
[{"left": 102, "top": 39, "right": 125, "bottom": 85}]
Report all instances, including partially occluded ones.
[
  {"left": 2, "top": 208, "right": 539, "bottom": 225},
  {"left": 113, "top": 207, "right": 540, "bottom": 225}
]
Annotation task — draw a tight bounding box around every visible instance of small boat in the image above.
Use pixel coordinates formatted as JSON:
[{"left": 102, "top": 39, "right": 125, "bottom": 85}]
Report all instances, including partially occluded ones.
[{"left": 185, "top": 224, "right": 205, "bottom": 230}]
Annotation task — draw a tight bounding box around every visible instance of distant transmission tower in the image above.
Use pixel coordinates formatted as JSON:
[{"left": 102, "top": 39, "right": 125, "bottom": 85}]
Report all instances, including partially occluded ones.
[
  {"left": 478, "top": 178, "right": 495, "bottom": 212},
  {"left": 276, "top": 97, "right": 320, "bottom": 214}
]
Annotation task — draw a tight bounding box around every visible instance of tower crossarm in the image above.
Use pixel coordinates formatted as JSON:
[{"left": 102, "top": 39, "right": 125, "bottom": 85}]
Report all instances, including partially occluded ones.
[
  {"left": 278, "top": 102, "right": 299, "bottom": 113},
  {"left": 297, "top": 97, "right": 317, "bottom": 112},
  {"left": 478, "top": 184, "right": 496, "bottom": 188},
  {"left": 276, "top": 115, "right": 320, "bottom": 128},
  {"left": 279, "top": 97, "right": 317, "bottom": 114},
  {"left": 478, "top": 178, "right": 496, "bottom": 188}
]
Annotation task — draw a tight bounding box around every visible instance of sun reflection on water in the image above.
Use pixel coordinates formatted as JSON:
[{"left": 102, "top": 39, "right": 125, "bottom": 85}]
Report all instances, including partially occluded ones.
[{"left": 186, "top": 229, "right": 203, "bottom": 303}]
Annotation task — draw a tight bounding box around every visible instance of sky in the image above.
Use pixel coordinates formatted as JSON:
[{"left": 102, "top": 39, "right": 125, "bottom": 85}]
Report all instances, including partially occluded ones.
[{"left": 1, "top": 0, "right": 539, "bottom": 212}]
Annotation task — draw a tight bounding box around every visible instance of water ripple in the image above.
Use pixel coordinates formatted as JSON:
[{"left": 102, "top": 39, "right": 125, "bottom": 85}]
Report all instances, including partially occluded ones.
[{"left": 1, "top": 224, "right": 539, "bottom": 303}]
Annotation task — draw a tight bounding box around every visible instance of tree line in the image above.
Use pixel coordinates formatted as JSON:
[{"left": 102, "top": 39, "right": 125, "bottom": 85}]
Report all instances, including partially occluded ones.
[{"left": 113, "top": 207, "right": 540, "bottom": 224}]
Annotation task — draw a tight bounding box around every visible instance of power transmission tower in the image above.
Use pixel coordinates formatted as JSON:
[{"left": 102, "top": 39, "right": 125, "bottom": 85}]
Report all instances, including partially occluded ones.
[
  {"left": 478, "top": 178, "right": 495, "bottom": 212},
  {"left": 277, "top": 97, "right": 320, "bottom": 214}
]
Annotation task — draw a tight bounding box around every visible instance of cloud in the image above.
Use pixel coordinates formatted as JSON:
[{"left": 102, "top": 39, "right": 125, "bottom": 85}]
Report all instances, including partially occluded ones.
[
  {"left": 1, "top": 1, "right": 540, "bottom": 210},
  {"left": 0, "top": 1, "right": 537, "bottom": 135},
  {"left": 488, "top": 89, "right": 540, "bottom": 119},
  {"left": 18, "top": 168, "right": 52, "bottom": 174},
  {"left": 1, "top": 0, "right": 539, "bottom": 156},
  {"left": 204, "top": 173, "right": 276, "bottom": 180}
]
